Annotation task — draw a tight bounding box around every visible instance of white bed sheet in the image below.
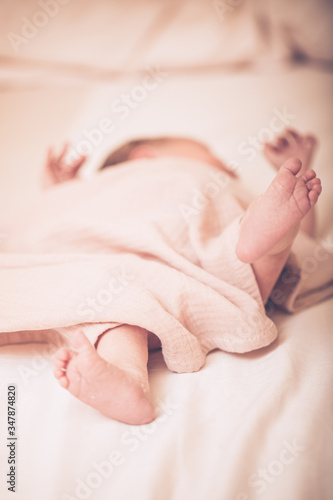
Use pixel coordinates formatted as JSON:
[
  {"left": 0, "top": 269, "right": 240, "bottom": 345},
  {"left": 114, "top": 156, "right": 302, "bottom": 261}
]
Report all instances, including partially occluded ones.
[
  {"left": 1, "top": 0, "right": 333, "bottom": 88},
  {"left": 0, "top": 65, "right": 332, "bottom": 500}
]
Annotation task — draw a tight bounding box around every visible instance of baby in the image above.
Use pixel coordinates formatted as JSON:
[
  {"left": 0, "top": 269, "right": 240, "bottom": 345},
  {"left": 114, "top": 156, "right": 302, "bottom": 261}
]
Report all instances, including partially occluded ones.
[{"left": 46, "top": 129, "right": 320, "bottom": 425}]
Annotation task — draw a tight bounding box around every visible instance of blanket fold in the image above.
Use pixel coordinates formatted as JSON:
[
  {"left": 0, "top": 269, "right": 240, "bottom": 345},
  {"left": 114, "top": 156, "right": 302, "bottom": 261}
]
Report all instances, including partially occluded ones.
[{"left": 1, "top": 157, "right": 330, "bottom": 372}]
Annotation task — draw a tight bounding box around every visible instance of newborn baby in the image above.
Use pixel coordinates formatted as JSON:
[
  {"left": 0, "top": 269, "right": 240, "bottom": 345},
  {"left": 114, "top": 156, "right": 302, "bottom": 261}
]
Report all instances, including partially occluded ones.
[{"left": 45, "top": 129, "right": 320, "bottom": 425}]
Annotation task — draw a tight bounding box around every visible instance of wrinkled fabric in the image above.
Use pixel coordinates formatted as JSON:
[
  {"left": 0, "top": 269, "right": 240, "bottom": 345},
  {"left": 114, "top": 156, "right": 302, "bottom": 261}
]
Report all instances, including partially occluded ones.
[{"left": 1, "top": 157, "right": 280, "bottom": 372}]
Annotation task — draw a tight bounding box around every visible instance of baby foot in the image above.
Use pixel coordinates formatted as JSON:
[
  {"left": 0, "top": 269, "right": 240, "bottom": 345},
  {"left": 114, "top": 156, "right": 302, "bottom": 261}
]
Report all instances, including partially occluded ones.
[
  {"left": 236, "top": 158, "right": 322, "bottom": 263},
  {"left": 264, "top": 128, "right": 317, "bottom": 174},
  {"left": 53, "top": 330, "right": 155, "bottom": 425}
]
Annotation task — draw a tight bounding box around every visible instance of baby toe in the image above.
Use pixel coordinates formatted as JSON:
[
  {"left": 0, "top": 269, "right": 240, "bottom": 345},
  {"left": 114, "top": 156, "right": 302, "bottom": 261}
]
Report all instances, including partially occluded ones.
[
  {"left": 54, "top": 367, "right": 65, "bottom": 378},
  {"left": 53, "top": 365, "right": 70, "bottom": 389},
  {"left": 56, "top": 374, "right": 70, "bottom": 389},
  {"left": 302, "top": 169, "right": 316, "bottom": 181},
  {"left": 308, "top": 189, "right": 320, "bottom": 206},
  {"left": 281, "top": 157, "right": 302, "bottom": 175},
  {"left": 54, "top": 347, "right": 71, "bottom": 364},
  {"left": 311, "top": 182, "right": 322, "bottom": 195}
]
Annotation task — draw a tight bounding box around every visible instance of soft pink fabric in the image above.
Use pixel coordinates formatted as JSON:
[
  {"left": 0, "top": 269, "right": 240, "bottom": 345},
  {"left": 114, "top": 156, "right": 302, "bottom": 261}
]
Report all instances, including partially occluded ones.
[{"left": 0, "top": 157, "right": 277, "bottom": 373}]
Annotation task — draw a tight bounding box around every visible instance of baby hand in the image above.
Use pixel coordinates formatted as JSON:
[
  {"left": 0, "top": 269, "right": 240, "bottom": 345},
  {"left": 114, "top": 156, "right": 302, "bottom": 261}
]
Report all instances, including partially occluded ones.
[
  {"left": 263, "top": 129, "right": 317, "bottom": 173},
  {"left": 42, "top": 143, "right": 87, "bottom": 188}
]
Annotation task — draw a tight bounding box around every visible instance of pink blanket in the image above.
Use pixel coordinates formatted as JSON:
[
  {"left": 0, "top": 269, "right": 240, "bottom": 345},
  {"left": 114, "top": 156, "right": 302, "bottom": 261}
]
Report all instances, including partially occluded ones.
[{"left": 0, "top": 157, "right": 309, "bottom": 372}]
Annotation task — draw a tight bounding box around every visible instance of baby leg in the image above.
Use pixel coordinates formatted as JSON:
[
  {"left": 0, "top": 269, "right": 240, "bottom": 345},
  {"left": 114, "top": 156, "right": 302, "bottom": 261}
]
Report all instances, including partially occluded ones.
[
  {"left": 96, "top": 324, "right": 150, "bottom": 394},
  {"left": 236, "top": 157, "right": 322, "bottom": 302},
  {"left": 53, "top": 325, "right": 154, "bottom": 425}
]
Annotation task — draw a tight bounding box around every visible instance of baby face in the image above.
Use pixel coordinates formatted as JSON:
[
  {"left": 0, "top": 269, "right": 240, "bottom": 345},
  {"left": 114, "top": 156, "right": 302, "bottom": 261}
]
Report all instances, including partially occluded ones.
[{"left": 154, "top": 139, "right": 225, "bottom": 170}]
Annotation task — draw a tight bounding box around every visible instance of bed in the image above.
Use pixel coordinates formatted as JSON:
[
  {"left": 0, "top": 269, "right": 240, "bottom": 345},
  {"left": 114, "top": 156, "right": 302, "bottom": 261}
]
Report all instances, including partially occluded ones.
[{"left": 0, "top": 1, "right": 332, "bottom": 499}]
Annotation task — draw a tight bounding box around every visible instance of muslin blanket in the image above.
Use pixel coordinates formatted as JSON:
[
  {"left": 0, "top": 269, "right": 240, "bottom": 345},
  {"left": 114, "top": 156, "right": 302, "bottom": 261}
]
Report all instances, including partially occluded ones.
[{"left": 0, "top": 158, "right": 331, "bottom": 373}]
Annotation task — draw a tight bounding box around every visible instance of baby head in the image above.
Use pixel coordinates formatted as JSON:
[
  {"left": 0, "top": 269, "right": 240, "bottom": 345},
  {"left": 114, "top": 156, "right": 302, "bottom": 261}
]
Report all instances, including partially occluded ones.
[{"left": 100, "top": 137, "right": 235, "bottom": 175}]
